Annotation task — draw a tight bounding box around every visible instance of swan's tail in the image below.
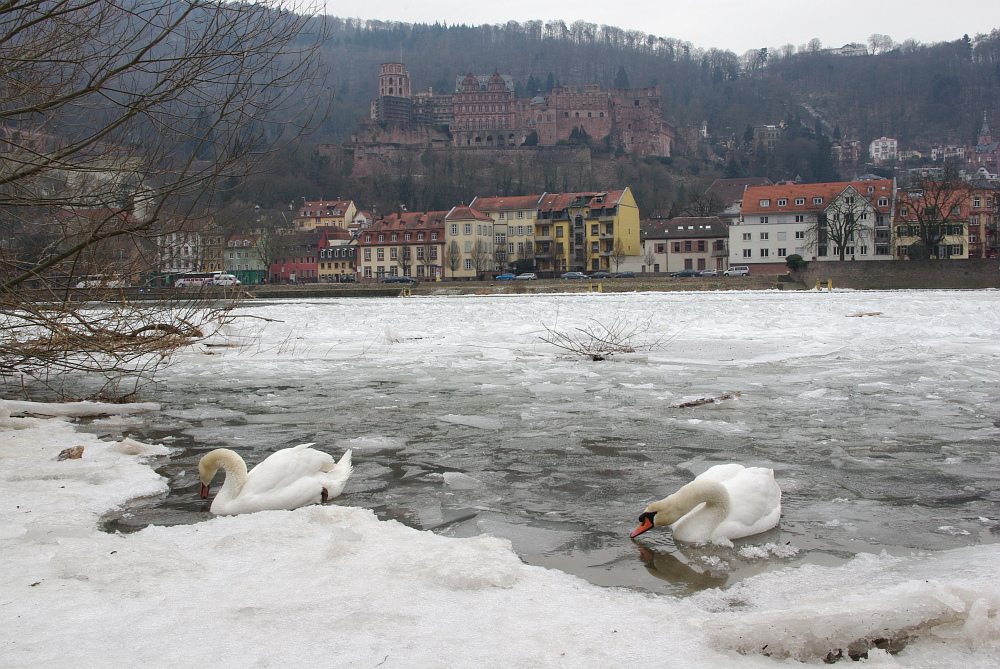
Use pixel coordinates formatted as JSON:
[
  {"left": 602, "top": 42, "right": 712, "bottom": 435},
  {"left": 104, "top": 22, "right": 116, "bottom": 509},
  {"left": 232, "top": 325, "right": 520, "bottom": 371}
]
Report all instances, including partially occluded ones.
[
  {"left": 319, "top": 449, "right": 353, "bottom": 501},
  {"left": 335, "top": 449, "right": 353, "bottom": 475}
]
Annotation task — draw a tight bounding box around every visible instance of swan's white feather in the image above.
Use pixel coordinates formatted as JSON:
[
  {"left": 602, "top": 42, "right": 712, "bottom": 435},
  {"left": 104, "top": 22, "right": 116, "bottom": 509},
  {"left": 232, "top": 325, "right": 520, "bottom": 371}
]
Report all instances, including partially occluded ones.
[{"left": 203, "top": 444, "right": 353, "bottom": 515}]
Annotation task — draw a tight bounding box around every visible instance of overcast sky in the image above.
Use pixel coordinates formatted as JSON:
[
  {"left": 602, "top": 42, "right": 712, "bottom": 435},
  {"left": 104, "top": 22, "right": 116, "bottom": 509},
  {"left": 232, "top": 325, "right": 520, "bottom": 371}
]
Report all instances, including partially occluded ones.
[{"left": 325, "top": 1, "right": 995, "bottom": 55}]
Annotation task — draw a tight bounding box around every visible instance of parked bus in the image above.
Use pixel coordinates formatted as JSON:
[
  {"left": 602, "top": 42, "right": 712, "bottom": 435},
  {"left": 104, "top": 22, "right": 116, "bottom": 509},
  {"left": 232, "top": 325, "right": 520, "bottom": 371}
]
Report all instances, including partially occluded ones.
[{"left": 173, "top": 272, "right": 222, "bottom": 288}]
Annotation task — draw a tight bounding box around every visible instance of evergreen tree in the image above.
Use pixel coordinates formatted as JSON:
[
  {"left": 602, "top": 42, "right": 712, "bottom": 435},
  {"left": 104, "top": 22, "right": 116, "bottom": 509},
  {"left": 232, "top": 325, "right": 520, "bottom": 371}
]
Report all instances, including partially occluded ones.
[{"left": 614, "top": 65, "right": 630, "bottom": 89}]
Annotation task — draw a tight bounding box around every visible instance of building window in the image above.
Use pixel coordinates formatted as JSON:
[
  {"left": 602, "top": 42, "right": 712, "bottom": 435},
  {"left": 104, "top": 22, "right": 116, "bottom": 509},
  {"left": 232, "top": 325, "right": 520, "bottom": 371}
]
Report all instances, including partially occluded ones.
[
  {"left": 464, "top": 223, "right": 473, "bottom": 235},
  {"left": 777, "top": 199, "right": 787, "bottom": 206},
  {"left": 464, "top": 259, "right": 473, "bottom": 270},
  {"left": 743, "top": 249, "right": 752, "bottom": 258},
  {"left": 498, "top": 212, "right": 505, "bottom": 219},
  {"left": 759, "top": 199, "right": 770, "bottom": 207},
  {"left": 697, "top": 240, "right": 706, "bottom": 252},
  {"left": 813, "top": 197, "right": 823, "bottom": 205},
  {"left": 760, "top": 248, "right": 769, "bottom": 257},
  {"left": 390, "top": 233, "right": 398, "bottom": 242},
  {"left": 795, "top": 198, "right": 805, "bottom": 205},
  {"left": 795, "top": 231, "right": 805, "bottom": 239},
  {"left": 390, "top": 248, "right": 398, "bottom": 260},
  {"left": 377, "top": 249, "right": 384, "bottom": 260},
  {"left": 742, "top": 233, "right": 752, "bottom": 241},
  {"left": 517, "top": 211, "right": 524, "bottom": 218},
  {"left": 760, "top": 216, "right": 768, "bottom": 224},
  {"left": 760, "top": 232, "right": 769, "bottom": 240},
  {"left": 431, "top": 232, "right": 438, "bottom": 240},
  {"left": 777, "top": 248, "right": 787, "bottom": 257}
]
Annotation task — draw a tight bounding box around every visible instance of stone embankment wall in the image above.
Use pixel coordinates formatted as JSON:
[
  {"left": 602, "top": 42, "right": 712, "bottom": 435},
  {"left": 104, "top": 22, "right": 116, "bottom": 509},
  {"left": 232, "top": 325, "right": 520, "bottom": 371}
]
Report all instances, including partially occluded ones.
[{"left": 794, "top": 259, "right": 1000, "bottom": 290}]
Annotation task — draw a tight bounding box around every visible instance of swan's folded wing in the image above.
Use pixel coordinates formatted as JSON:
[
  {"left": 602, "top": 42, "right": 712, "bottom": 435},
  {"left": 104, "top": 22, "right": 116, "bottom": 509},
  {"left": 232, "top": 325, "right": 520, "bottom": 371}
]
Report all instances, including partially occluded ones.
[{"left": 243, "top": 447, "right": 335, "bottom": 495}]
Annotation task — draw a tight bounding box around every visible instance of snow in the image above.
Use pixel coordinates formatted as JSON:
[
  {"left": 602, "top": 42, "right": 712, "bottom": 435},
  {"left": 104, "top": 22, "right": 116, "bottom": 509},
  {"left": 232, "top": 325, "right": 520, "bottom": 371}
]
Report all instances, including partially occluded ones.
[{"left": 2, "top": 289, "right": 1000, "bottom": 667}]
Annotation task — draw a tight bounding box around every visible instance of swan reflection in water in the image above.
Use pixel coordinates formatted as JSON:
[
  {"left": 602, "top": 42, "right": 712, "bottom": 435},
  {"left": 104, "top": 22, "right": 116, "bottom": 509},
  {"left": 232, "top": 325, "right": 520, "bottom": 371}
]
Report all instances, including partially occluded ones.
[{"left": 634, "top": 526, "right": 785, "bottom": 595}]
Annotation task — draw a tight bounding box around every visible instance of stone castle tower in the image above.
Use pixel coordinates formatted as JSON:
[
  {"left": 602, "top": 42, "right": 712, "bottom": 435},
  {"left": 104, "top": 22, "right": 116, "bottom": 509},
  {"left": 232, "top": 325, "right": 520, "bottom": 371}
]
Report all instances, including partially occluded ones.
[{"left": 378, "top": 62, "right": 410, "bottom": 98}]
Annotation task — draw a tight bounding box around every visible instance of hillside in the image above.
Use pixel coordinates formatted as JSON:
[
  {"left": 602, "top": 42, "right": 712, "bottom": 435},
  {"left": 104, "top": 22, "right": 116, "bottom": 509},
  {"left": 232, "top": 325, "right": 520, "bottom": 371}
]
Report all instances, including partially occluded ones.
[{"left": 239, "top": 17, "right": 1000, "bottom": 218}]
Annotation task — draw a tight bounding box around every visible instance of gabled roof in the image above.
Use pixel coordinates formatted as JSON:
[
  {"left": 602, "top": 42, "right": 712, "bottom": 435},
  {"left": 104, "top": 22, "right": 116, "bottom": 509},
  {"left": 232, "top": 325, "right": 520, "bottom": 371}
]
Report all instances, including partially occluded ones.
[
  {"left": 704, "top": 178, "right": 773, "bottom": 208},
  {"left": 445, "top": 206, "right": 492, "bottom": 222},
  {"left": 538, "top": 189, "right": 627, "bottom": 212},
  {"left": 741, "top": 180, "right": 895, "bottom": 216},
  {"left": 469, "top": 194, "right": 545, "bottom": 212}
]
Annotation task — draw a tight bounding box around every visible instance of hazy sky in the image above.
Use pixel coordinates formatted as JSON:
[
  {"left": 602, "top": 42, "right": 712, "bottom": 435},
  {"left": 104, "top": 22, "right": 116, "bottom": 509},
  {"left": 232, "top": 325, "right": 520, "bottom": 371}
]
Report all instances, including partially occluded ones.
[{"left": 325, "top": 1, "right": 994, "bottom": 55}]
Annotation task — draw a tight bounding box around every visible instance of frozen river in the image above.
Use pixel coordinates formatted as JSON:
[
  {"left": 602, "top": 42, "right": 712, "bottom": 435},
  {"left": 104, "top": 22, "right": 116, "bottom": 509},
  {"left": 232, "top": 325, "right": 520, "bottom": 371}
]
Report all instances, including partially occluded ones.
[{"left": 102, "top": 288, "right": 1000, "bottom": 596}]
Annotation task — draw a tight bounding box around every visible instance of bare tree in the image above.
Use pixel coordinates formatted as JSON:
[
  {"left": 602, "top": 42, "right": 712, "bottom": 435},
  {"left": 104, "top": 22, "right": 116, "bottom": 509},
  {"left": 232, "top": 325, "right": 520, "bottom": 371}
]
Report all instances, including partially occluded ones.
[
  {"left": 470, "top": 240, "right": 491, "bottom": 279},
  {"left": 805, "top": 186, "right": 877, "bottom": 261},
  {"left": 0, "top": 0, "right": 328, "bottom": 398},
  {"left": 396, "top": 246, "right": 413, "bottom": 277},
  {"left": 610, "top": 237, "right": 628, "bottom": 272},
  {"left": 680, "top": 193, "right": 725, "bottom": 218},
  {"left": 868, "top": 34, "right": 894, "bottom": 55},
  {"left": 443, "top": 241, "right": 461, "bottom": 279},
  {"left": 895, "top": 167, "right": 971, "bottom": 259},
  {"left": 643, "top": 246, "right": 656, "bottom": 273}
]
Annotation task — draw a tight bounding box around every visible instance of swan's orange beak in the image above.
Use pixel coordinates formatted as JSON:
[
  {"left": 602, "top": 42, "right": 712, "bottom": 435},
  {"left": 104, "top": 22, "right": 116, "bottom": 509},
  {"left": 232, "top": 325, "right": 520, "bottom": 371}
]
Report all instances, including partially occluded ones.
[
  {"left": 200, "top": 483, "right": 210, "bottom": 499},
  {"left": 630, "top": 515, "right": 655, "bottom": 538}
]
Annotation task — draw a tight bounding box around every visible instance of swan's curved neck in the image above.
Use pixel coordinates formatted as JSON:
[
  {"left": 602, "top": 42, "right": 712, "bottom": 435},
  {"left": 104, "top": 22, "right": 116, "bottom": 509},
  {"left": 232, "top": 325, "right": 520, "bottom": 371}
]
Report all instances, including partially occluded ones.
[
  {"left": 201, "top": 449, "right": 249, "bottom": 498},
  {"left": 652, "top": 478, "right": 730, "bottom": 528}
]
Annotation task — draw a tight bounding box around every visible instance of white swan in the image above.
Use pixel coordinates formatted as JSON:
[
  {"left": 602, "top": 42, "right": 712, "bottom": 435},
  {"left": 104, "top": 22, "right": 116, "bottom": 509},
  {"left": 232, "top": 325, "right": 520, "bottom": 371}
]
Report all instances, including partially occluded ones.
[
  {"left": 198, "top": 443, "right": 353, "bottom": 515},
  {"left": 630, "top": 464, "right": 781, "bottom": 544}
]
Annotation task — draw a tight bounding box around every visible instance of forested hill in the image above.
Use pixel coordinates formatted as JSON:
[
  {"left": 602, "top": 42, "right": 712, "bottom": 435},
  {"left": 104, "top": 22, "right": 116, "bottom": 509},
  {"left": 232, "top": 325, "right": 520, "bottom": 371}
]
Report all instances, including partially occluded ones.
[{"left": 312, "top": 17, "right": 1000, "bottom": 149}]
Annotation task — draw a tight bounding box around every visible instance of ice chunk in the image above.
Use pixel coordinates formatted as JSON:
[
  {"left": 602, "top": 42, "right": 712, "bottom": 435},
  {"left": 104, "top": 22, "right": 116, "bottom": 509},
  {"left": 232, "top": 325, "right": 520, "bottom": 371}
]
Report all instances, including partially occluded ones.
[
  {"left": 438, "top": 414, "right": 503, "bottom": 430},
  {"left": 443, "top": 472, "right": 483, "bottom": 490}
]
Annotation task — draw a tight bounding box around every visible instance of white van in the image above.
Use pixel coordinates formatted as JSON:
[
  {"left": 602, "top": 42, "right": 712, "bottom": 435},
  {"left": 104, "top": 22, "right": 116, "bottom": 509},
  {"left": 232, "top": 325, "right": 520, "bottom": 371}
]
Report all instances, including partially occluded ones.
[
  {"left": 723, "top": 266, "right": 750, "bottom": 276},
  {"left": 211, "top": 274, "right": 241, "bottom": 286}
]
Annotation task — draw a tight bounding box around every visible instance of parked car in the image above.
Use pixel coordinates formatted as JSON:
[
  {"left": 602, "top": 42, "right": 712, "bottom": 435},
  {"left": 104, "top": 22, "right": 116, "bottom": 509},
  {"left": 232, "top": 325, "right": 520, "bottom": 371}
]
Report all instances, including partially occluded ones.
[
  {"left": 590, "top": 271, "right": 612, "bottom": 279},
  {"left": 560, "top": 271, "right": 588, "bottom": 279},
  {"left": 494, "top": 274, "right": 516, "bottom": 281},
  {"left": 211, "top": 274, "right": 242, "bottom": 286},
  {"left": 723, "top": 266, "right": 750, "bottom": 277},
  {"left": 615, "top": 271, "right": 636, "bottom": 278},
  {"left": 515, "top": 273, "right": 537, "bottom": 280},
  {"left": 700, "top": 269, "right": 718, "bottom": 277},
  {"left": 382, "top": 276, "right": 418, "bottom": 284},
  {"left": 670, "top": 269, "right": 702, "bottom": 278}
]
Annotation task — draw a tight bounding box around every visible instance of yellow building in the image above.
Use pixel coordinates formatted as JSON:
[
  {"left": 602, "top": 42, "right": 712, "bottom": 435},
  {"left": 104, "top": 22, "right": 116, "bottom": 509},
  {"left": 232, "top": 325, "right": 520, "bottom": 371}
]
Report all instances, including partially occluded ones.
[
  {"left": 443, "top": 206, "right": 495, "bottom": 280},
  {"left": 293, "top": 200, "right": 357, "bottom": 231},
  {"left": 468, "top": 194, "right": 545, "bottom": 273},
  {"left": 536, "top": 189, "right": 640, "bottom": 273}
]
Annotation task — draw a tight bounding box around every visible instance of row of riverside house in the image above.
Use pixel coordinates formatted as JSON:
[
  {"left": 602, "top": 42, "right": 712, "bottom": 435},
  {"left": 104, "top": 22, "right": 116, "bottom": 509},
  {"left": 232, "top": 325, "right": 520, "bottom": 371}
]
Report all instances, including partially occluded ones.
[
  {"left": 638, "top": 175, "right": 998, "bottom": 276},
  {"left": 211, "top": 190, "right": 643, "bottom": 284},
  {"left": 166, "top": 174, "right": 997, "bottom": 286}
]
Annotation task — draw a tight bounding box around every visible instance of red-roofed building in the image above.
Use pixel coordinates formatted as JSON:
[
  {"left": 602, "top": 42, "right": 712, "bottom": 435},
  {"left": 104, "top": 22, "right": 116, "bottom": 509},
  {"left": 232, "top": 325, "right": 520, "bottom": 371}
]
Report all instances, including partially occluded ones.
[
  {"left": 357, "top": 211, "right": 448, "bottom": 281},
  {"left": 735, "top": 179, "right": 896, "bottom": 272}
]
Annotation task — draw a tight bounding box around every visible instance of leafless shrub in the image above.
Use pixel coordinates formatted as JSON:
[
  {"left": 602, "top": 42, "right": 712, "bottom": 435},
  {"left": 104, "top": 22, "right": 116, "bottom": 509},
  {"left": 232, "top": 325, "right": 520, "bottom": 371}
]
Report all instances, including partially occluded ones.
[{"left": 539, "top": 316, "right": 671, "bottom": 360}]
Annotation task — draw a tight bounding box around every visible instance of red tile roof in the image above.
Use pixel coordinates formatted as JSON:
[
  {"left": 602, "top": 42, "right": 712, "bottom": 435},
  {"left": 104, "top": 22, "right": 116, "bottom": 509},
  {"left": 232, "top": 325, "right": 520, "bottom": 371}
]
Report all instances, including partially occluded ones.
[
  {"left": 469, "top": 194, "right": 544, "bottom": 212},
  {"left": 446, "top": 206, "right": 493, "bottom": 221},
  {"left": 741, "top": 180, "right": 894, "bottom": 216}
]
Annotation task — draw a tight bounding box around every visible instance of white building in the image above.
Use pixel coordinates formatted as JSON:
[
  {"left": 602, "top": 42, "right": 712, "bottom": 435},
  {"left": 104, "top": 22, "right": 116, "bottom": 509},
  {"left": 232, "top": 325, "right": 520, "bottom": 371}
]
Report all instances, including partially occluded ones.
[{"left": 869, "top": 137, "right": 898, "bottom": 162}]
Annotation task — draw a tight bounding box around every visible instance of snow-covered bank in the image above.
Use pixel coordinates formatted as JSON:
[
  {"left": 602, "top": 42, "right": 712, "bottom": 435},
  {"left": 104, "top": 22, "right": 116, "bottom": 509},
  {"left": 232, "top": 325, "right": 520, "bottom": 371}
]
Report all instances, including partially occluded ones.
[{"left": 2, "top": 406, "right": 999, "bottom": 667}]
